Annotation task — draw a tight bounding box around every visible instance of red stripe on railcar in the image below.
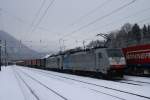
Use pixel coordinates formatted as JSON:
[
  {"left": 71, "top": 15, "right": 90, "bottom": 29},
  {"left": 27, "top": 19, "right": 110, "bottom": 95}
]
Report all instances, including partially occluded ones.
[{"left": 111, "top": 65, "right": 126, "bottom": 69}]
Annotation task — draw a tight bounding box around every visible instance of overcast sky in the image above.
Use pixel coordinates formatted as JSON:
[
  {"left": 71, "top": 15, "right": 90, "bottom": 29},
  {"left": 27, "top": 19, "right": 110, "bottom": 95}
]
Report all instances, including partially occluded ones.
[{"left": 0, "top": 0, "right": 150, "bottom": 53}]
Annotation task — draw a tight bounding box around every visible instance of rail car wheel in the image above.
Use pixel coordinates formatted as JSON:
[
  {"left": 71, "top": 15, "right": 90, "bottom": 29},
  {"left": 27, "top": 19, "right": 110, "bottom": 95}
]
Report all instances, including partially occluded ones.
[{"left": 60, "top": 66, "right": 63, "bottom": 71}]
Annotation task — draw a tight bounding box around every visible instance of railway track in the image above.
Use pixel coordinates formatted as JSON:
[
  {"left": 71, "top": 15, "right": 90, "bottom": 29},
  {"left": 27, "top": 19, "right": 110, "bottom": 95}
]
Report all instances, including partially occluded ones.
[
  {"left": 14, "top": 68, "right": 68, "bottom": 100},
  {"left": 115, "top": 81, "right": 142, "bottom": 86},
  {"left": 122, "top": 76, "right": 150, "bottom": 85},
  {"left": 124, "top": 79, "right": 150, "bottom": 85},
  {"left": 21, "top": 67, "right": 150, "bottom": 100},
  {"left": 17, "top": 67, "right": 126, "bottom": 100},
  {"left": 13, "top": 68, "right": 40, "bottom": 100}
]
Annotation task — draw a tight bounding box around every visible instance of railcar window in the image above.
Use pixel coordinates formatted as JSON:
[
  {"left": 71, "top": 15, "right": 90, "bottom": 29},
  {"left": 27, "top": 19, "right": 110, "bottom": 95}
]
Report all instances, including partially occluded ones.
[{"left": 107, "top": 49, "right": 123, "bottom": 57}]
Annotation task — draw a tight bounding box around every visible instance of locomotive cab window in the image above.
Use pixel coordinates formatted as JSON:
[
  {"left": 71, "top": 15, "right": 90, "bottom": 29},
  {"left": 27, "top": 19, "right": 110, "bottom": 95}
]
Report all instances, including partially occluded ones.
[{"left": 107, "top": 49, "right": 123, "bottom": 57}]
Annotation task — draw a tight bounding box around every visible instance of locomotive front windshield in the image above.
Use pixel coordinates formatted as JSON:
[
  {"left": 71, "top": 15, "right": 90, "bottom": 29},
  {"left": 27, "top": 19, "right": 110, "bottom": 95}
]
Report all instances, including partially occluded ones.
[{"left": 107, "top": 49, "right": 123, "bottom": 57}]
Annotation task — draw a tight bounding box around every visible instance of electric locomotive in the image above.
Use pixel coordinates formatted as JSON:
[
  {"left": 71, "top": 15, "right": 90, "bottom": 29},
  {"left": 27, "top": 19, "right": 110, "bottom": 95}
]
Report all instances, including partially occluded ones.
[{"left": 46, "top": 48, "right": 126, "bottom": 78}]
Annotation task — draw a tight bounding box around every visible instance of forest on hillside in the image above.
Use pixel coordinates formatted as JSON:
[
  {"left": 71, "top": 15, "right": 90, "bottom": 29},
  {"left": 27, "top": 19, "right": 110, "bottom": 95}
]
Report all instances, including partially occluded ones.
[
  {"left": 58, "top": 23, "right": 150, "bottom": 54},
  {"left": 87, "top": 23, "right": 150, "bottom": 48}
]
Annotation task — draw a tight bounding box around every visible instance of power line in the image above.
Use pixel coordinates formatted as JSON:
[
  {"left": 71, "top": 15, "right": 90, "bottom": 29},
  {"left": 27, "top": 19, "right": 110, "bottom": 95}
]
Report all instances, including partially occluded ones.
[
  {"left": 2, "top": 9, "right": 56, "bottom": 33},
  {"left": 73, "top": 16, "right": 150, "bottom": 49},
  {"left": 31, "top": 0, "right": 56, "bottom": 33},
  {"left": 60, "top": 0, "right": 137, "bottom": 39},
  {"left": 69, "top": 0, "right": 113, "bottom": 26},
  {"left": 71, "top": 0, "right": 137, "bottom": 34},
  {"left": 29, "top": 0, "right": 47, "bottom": 33},
  {"left": 88, "top": 7, "right": 150, "bottom": 33},
  {"left": 87, "top": 17, "right": 150, "bottom": 43}
]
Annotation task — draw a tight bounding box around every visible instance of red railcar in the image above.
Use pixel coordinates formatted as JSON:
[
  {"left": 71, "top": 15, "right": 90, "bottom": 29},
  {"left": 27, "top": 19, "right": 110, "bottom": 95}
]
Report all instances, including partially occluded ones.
[
  {"left": 122, "top": 44, "right": 150, "bottom": 75},
  {"left": 31, "top": 59, "right": 37, "bottom": 67},
  {"left": 36, "top": 59, "right": 41, "bottom": 67}
]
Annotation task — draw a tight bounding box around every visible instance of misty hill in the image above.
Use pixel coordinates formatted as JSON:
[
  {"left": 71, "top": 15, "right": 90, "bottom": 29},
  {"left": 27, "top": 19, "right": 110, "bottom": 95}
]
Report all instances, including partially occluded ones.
[{"left": 0, "top": 30, "right": 43, "bottom": 61}]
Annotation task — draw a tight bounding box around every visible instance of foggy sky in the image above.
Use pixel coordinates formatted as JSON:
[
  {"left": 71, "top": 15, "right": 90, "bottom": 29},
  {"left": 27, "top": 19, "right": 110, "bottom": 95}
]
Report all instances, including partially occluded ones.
[{"left": 0, "top": 0, "right": 150, "bottom": 53}]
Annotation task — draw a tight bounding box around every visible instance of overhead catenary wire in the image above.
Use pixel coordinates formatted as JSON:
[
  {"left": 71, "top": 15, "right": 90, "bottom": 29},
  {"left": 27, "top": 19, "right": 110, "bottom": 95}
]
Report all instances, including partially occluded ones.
[
  {"left": 4, "top": 10, "right": 58, "bottom": 33},
  {"left": 60, "top": 0, "right": 137, "bottom": 39},
  {"left": 69, "top": 0, "right": 113, "bottom": 26},
  {"left": 86, "top": 17, "right": 150, "bottom": 44},
  {"left": 87, "top": 7, "right": 150, "bottom": 33},
  {"left": 0, "top": 40, "right": 55, "bottom": 50},
  {"left": 71, "top": 17, "right": 150, "bottom": 50},
  {"left": 29, "top": 0, "right": 47, "bottom": 33},
  {"left": 1, "top": 8, "right": 56, "bottom": 35},
  {"left": 1, "top": 0, "right": 150, "bottom": 52},
  {"left": 30, "top": 0, "right": 56, "bottom": 33},
  {"left": 92, "top": 16, "right": 150, "bottom": 36}
]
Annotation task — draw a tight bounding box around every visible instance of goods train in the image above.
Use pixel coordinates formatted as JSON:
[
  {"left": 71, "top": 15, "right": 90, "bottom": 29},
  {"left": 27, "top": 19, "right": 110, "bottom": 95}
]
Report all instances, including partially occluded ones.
[
  {"left": 16, "top": 48, "right": 126, "bottom": 78},
  {"left": 123, "top": 44, "right": 150, "bottom": 75}
]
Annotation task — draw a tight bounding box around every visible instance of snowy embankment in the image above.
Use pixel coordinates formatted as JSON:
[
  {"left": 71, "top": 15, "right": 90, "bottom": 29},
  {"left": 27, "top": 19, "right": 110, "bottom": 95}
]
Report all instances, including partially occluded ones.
[{"left": 0, "top": 65, "right": 150, "bottom": 100}]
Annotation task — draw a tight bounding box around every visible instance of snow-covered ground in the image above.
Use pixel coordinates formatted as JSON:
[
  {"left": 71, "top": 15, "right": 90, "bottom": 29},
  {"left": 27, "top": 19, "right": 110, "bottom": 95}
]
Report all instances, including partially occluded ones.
[{"left": 0, "top": 65, "right": 150, "bottom": 100}]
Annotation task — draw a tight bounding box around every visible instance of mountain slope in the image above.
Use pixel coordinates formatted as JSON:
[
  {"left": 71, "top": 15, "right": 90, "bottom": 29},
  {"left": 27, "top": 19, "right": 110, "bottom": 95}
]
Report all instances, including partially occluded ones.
[{"left": 0, "top": 30, "right": 42, "bottom": 60}]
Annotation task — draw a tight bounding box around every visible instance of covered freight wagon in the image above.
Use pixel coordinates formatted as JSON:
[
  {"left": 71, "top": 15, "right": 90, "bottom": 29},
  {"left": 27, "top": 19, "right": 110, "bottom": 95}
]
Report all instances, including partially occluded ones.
[{"left": 122, "top": 44, "right": 150, "bottom": 75}]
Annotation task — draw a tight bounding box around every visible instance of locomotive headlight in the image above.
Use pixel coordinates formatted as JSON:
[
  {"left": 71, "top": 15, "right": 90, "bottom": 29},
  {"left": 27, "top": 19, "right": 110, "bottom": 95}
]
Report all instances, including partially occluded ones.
[
  {"left": 109, "top": 57, "right": 126, "bottom": 65},
  {"left": 120, "top": 57, "right": 126, "bottom": 65},
  {"left": 109, "top": 58, "right": 116, "bottom": 65}
]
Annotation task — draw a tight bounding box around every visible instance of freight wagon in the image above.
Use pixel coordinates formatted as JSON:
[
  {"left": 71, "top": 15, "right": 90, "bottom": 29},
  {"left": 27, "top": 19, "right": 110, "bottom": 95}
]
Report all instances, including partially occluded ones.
[{"left": 122, "top": 44, "right": 150, "bottom": 75}]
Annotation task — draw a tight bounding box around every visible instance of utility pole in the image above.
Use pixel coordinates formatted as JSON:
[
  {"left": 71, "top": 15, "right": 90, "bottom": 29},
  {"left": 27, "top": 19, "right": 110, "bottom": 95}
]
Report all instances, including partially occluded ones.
[
  {"left": 4, "top": 40, "right": 7, "bottom": 67},
  {"left": 62, "top": 39, "right": 66, "bottom": 51},
  {"left": 59, "top": 39, "right": 62, "bottom": 52},
  {"left": 75, "top": 40, "right": 78, "bottom": 47},
  {"left": 0, "top": 40, "right": 1, "bottom": 71},
  {"left": 83, "top": 40, "right": 86, "bottom": 50}
]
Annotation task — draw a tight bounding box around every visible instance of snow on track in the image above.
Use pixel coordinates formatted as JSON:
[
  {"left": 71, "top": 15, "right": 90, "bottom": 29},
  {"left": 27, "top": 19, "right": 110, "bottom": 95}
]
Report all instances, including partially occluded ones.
[
  {"left": 13, "top": 69, "right": 40, "bottom": 100},
  {"left": 1, "top": 65, "right": 150, "bottom": 100},
  {"left": 0, "top": 67, "right": 26, "bottom": 100},
  {"left": 15, "top": 66, "right": 123, "bottom": 100},
  {"left": 13, "top": 68, "right": 67, "bottom": 100},
  {"left": 16, "top": 65, "right": 150, "bottom": 100},
  {"left": 124, "top": 75, "right": 150, "bottom": 85}
]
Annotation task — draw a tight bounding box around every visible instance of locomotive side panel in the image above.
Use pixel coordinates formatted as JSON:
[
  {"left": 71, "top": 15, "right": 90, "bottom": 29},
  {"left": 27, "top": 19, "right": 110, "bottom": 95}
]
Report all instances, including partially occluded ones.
[
  {"left": 63, "top": 51, "right": 96, "bottom": 71},
  {"left": 95, "top": 49, "right": 110, "bottom": 74},
  {"left": 46, "top": 56, "right": 62, "bottom": 69},
  {"left": 46, "top": 57, "right": 59, "bottom": 69}
]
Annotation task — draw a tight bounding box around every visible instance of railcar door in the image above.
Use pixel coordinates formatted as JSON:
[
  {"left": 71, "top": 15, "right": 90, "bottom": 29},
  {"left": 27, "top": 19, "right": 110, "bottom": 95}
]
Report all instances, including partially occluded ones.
[{"left": 96, "top": 51, "right": 107, "bottom": 74}]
